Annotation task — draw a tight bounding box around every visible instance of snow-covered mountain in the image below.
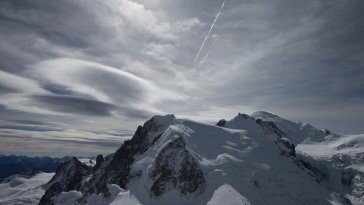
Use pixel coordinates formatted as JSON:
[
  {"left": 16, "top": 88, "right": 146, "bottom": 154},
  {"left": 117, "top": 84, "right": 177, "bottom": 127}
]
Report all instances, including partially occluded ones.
[{"left": 9, "top": 112, "right": 364, "bottom": 205}]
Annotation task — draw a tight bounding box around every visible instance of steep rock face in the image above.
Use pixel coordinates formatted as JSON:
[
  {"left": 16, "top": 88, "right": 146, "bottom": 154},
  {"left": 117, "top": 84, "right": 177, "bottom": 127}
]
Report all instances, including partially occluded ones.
[
  {"left": 254, "top": 115, "right": 330, "bottom": 183},
  {"left": 149, "top": 137, "right": 205, "bottom": 197},
  {"left": 250, "top": 112, "right": 363, "bottom": 203},
  {"left": 93, "top": 154, "right": 104, "bottom": 172},
  {"left": 255, "top": 119, "right": 296, "bottom": 157},
  {"left": 39, "top": 157, "right": 93, "bottom": 205},
  {"left": 82, "top": 115, "right": 176, "bottom": 196},
  {"left": 216, "top": 119, "right": 226, "bottom": 127}
]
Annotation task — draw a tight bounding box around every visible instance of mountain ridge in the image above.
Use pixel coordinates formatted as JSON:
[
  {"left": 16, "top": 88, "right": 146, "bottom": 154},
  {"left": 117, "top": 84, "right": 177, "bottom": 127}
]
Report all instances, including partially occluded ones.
[{"left": 34, "top": 111, "right": 364, "bottom": 205}]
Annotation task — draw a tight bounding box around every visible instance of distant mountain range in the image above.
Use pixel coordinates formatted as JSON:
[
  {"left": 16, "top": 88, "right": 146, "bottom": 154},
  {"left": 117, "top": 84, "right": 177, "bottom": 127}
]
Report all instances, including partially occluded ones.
[
  {"left": 0, "top": 155, "right": 71, "bottom": 179},
  {"left": 1, "top": 111, "right": 363, "bottom": 205}
]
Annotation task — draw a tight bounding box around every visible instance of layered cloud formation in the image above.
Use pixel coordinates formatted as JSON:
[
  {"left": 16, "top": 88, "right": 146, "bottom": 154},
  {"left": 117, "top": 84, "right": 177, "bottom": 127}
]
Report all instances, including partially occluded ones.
[{"left": 0, "top": 0, "right": 363, "bottom": 156}]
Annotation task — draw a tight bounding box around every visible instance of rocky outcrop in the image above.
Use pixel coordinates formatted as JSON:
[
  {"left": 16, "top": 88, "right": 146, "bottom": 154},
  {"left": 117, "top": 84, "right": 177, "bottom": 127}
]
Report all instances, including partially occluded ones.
[
  {"left": 39, "top": 157, "right": 93, "bottom": 205},
  {"left": 256, "top": 119, "right": 296, "bottom": 157},
  {"left": 39, "top": 115, "right": 177, "bottom": 204},
  {"left": 93, "top": 154, "right": 104, "bottom": 172},
  {"left": 150, "top": 137, "right": 205, "bottom": 197},
  {"left": 82, "top": 115, "right": 175, "bottom": 197},
  {"left": 216, "top": 119, "right": 226, "bottom": 127},
  {"left": 342, "top": 168, "right": 355, "bottom": 186}
]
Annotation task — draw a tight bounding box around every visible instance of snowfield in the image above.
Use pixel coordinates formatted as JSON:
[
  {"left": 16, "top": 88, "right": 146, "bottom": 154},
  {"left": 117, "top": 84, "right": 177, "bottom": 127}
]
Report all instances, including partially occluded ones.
[{"left": 0, "top": 172, "right": 54, "bottom": 205}]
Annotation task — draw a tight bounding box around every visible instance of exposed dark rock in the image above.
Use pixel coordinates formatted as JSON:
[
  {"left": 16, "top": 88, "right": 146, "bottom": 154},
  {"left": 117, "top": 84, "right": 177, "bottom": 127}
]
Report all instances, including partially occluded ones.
[
  {"left": 237, "top": 113, "right": 250, "bottom": 119},
  {"left": 255, "top": 119, "right": 262, "bottom": 124},
  {"left": 178, "top": 152, "right": 205, "bottom": 195},
  {"left": 254, "top": 118, "right": 329, "bottom": 184},
  {"left": 342, "top": 169, "right": 355, "bottom": 186},
  {"left": 324, "top": 129, "right": 332, "bottom": 135},
  {"left": 150, "top": 137, "right": 205, "bottom": 197},
  {"left": 216, "top": 119, "right": 226, "bottom": 127},
  {"left": 93, "top": 154, "right": 104, "bottom": 172},
  {"left": 297, "top": 160, "right": 325, "bottom": 182},
  {"left": 82, "top": 115, "right": 173, "bottom": 196},
  {"left": 255, "top": 119, "right": 296, "bottom": 157},
  {"left": 255, "top": 120, "right": 285, "bottom": 138},
  {"left": 39, "top": 157, "right": 93, "bottom": 205},
  {"left": 278, "top": 138, "right": 296, "bottom": 157}
]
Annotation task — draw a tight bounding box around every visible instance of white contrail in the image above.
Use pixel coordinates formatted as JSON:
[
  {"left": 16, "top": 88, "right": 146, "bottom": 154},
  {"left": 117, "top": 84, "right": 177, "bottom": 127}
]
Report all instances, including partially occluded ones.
[{"left": 194, "top": 0, "right": 227, "bottom": 62}]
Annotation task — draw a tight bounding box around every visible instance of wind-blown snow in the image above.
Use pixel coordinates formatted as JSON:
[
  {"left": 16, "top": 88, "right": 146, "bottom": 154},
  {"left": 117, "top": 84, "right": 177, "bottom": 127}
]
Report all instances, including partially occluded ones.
[{"left": 0, "top": 172, "right": 54, "bottom": 205}]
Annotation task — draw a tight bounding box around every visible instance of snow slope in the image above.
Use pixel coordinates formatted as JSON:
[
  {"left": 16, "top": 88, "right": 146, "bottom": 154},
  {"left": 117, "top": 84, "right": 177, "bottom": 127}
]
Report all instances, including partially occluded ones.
[
  {"left": 297, "top": 134, "right": 364, "bottom": 162},
  {"left": 206, "top": 184, "right": 251, "bottom": 205},
  {"left": 251, "top": 111, "right": 333, "bottom": 143},
  {"left": 244, "top": 111, "right": 363, "bottom": 204},
  {"left": 0, "top": 172, "right": 54, "bottom": 205},
  {"left": 297, "top": 134, "right": 364, "bottom": 204}
]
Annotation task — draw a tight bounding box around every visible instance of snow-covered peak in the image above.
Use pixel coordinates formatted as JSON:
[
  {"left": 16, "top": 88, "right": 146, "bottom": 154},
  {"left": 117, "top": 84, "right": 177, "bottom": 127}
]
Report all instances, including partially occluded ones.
[
  {"left": 250, "top": 111, "right": 281, "bottom": 120},
  {"left": 137, "top": 114, "right": 176, "bottom": 145},
  {"left": 251, "top": 111, "right": 330, "bottom": 144}
]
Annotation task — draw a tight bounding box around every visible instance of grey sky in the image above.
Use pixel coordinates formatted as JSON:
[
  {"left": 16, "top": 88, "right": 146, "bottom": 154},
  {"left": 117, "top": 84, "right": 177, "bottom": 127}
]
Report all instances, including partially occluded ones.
[{"left": 0, "top": 0, "right": 363, "bottom": 156}]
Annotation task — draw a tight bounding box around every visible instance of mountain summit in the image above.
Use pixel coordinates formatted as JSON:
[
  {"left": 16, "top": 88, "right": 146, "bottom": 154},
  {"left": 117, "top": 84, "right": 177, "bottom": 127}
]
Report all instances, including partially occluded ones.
[{"left": 37, "top": 112, "right": 363, "bottom": 205}]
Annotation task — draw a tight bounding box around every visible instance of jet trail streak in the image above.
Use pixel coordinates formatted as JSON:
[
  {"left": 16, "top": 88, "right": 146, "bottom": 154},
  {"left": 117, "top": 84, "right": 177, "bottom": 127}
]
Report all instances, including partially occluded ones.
[{"left": 194, "top": 0, "right": 227, "bottom": 62}]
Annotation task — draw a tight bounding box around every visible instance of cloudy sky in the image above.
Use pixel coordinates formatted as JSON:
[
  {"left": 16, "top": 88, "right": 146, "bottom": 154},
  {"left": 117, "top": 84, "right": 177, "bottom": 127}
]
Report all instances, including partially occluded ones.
[{"left": 0, "top": 0, "right": 363, "bottom": 157}]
